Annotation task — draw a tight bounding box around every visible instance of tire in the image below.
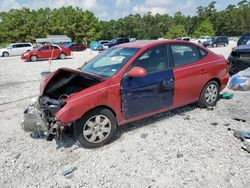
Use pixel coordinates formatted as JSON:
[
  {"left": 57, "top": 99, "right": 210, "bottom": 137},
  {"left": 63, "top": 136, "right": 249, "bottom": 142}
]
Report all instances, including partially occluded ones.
[
  {"left": 30, "top": 55, "right": 37, "bottom": 62},
  {"left": 59, "top": 53, "right": 66, "bottom": 59},
  {"left": 74, "top": 108, "right": 117, "bottom": 148},
  {"left": 2, "top": 52, "right": 9, "bottom": 57},
  {"left": 197, "top": 80, "right": 220, "bottom": 108}
]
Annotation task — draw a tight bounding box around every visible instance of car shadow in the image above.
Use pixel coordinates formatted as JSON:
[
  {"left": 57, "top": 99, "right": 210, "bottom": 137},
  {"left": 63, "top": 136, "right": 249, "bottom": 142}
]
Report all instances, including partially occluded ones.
[
  {"left": 112, "top": 103, "right": 197, "bottom": 143},
  {"left": 43, "top": 103, "right": 197, "bottom": 149}
]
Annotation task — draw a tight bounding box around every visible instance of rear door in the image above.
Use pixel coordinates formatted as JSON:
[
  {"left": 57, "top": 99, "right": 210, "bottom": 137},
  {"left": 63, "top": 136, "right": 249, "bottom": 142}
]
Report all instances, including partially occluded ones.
[
  {"left": 14, "top": 44, "right": 25, "bottom": 55},
  {"left": 121, "top": 45, "right": 174, "bottom": 119},
  {"left": 52, "top": 45, "right": 61, "bottom": 58},
  {"left": 170, "top": 44, "right": 209, "bottom": 106}
]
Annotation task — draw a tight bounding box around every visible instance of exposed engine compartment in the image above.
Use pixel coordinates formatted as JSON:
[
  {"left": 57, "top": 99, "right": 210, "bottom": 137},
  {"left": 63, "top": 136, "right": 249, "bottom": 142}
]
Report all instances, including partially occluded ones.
[{"left": 43, "top": 69, "right": 101, "bottom": 100}]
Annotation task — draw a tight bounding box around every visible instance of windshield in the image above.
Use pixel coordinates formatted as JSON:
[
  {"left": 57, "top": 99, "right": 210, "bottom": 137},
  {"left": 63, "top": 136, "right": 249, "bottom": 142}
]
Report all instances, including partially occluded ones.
[
  {"left": 110, "top": 39, "right": 117, "bottom": 43},
  {"left": 80, "top": 47, "right": 140, "bottom": 78}
]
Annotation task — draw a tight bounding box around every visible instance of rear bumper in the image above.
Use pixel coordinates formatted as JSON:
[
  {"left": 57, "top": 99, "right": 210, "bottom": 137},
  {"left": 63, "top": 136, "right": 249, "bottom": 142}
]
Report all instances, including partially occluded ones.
[{"left": 221, "top": 76, "right": 229, "bottom": 91}]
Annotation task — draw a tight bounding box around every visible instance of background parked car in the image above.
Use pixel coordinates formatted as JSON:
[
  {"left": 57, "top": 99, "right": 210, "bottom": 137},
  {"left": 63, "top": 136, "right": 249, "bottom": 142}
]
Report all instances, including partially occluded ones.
[
  {"left": 228, "top": 44, "right": 250, "bottom": 74},
  {"left": 203, "top": 36, "right": 229, "bottom": 47},
  {"left": 0, "top": 43, "right": 33, "bottom": 57},
  {"left": 21, "top": 44, "right": 71, "bottom": 62},
  {"left": 197, "top": 36, "right": 211, "bottom": 43},
  {"left": 103, "top": 37, "right": 130, "bottom": 48},
  {"left": 68, "top": 43, "right": 87, "bottom": 51},
  {"left": 237, "top": 33, "right": 250, "bottom": 46},
  {"left": 175, "top": 37, "right": 192, "bottom": 41},
  {"left": 90, "top": 40, "right": 109, "bottom": 51}
]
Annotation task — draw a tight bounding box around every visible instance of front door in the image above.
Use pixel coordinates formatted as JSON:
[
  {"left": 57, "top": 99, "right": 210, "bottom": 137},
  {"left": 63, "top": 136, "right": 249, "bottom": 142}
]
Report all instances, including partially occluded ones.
[
  {"left": 121, "top": 45, "right": 174, "bottom": 119},
  {"left": 39, "top": 45, "right": 52, "bottom": 59}
]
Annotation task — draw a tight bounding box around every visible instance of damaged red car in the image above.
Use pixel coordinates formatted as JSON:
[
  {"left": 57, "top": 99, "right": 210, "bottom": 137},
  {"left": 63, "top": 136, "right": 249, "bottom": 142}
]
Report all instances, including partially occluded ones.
[{"left": 22, "top": 40, "right": 229, "bottom": 148}]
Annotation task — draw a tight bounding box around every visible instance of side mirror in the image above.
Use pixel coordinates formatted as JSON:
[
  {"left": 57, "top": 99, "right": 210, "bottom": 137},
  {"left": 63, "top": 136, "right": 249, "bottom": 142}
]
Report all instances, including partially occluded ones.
[{"left": 127, "top": 67, "right": 147, "bottom": 78}]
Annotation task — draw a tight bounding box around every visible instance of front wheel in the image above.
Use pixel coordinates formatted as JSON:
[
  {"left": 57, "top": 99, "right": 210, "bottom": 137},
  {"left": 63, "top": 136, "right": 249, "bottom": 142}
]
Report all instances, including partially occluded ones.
[
  {"left": 3, "top": 52, "right": 9, "bottom": 57},
  {"left": 197, "top": 80, "right": 220, "bottom": 108},
  {"left": 74, "top": 108, "right": 117, "bottom": 148},
  {"left": 59, "top": 53, "right": 66, "bottom": 59},
  {"left": 30, "top": 55, "right": 37, "bottom": 62}
]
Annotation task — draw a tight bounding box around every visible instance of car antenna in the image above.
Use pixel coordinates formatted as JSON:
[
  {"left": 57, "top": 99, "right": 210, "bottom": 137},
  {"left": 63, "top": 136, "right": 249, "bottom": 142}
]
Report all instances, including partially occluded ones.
[{"left": 48, "top": 41, "right": 54, "bottom": 71}]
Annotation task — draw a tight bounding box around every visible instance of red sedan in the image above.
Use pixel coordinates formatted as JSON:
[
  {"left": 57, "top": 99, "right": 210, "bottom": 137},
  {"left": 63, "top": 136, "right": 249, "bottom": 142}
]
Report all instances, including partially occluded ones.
[
  {"left": 21, "top": 44, "right": 71, "bottom": 62},
  {"left": 68, "top": 43, "right": 87, "bottom": 51},
  {"left": 22, "top": 40, "right": 229, "bottom": 148}
]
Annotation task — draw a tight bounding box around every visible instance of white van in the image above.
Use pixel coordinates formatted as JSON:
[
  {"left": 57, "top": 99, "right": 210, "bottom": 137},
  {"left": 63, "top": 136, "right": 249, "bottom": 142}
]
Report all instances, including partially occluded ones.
[{"left": 0, "top": 43, "right": 33, "bottom": 57}]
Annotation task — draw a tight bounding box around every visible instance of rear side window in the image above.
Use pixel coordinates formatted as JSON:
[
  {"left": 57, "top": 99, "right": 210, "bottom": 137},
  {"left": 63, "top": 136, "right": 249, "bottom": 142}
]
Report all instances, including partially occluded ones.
[
  {"left": 52, "top": 45, "right": 59, "bottom": 49},
  {"left": 23, "top": 44, "right": 31, "bottom": 47},
  {"left": 171, "top": 45, "right": 199, "bottom": 67},
  {"left": 199, "top": 48, "right": 208, "bottom": 57}
]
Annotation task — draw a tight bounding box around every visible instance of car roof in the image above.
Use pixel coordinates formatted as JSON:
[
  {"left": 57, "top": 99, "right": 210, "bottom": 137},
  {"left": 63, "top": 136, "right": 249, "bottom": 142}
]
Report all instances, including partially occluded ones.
[
  {"left": 117, "top": 40, "right": 196, "bottom": 48},
  {"left": 10, "top": 43, "right": 32, "bottom": 45}
]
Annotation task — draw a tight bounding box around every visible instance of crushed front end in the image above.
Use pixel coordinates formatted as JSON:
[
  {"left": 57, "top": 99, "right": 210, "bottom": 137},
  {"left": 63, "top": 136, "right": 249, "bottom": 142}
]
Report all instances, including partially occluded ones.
[
  {"left": 22, "top": 96, "right": 67, "bottom": 141},
  {"left": 21, "top": 68, "right": 102, "bottom": 142}
]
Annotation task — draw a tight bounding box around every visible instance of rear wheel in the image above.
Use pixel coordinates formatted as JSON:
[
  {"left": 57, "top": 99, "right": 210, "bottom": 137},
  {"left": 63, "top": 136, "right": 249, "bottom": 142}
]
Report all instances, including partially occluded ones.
[
  {"left": 197, "top": 80, "right": 220, "bottom": 108},
  {"left": 74, "top": 108, "right": 117, "bottom": 148},
  {"left": 3, "top": 52, "right": 9, "bottom": 57},
  {"left": 30, "top": 55, "right": 37, "bottom": 62},
  {"left": 59, "top": 53, "right": 66, "bottom": 59}
]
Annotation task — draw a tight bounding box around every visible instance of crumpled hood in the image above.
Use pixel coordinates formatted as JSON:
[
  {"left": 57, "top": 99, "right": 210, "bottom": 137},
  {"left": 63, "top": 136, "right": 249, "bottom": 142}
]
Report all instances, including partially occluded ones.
[{"left": 40, "top": 67, "right": 102, "bottom": 100}]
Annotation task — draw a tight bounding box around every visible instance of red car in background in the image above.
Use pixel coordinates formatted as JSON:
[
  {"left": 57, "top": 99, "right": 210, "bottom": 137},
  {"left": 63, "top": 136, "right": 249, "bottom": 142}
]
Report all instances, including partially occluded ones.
[
  {"left": 21, "top": 44, "right": 71, "bottom": 62},
  {"left": 68, "top": 43, "right": 87, "bottom": 51},
  {"left": 22, "top": 40, "right": 229, "bottom": 148}
]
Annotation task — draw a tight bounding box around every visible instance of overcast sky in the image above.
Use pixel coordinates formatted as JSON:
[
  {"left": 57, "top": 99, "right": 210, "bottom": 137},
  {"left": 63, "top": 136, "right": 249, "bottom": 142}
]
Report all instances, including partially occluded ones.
[{"left": 0, "top": 0, "right": 242, "bottom": 20}]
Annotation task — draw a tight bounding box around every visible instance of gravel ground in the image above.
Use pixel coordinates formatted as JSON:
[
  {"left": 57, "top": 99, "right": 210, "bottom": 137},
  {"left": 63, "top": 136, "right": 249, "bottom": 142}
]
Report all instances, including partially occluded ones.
[{"left": 0, "top": 43, "right": 249, "bottom": 188}]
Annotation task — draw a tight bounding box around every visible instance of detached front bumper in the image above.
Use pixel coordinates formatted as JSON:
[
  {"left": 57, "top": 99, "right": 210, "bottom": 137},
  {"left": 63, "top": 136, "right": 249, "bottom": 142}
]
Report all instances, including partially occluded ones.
[
  {"left": 21, "top": 97, "right": 66, "bottom": 141},
  {"left": 21, "top": 99, "right": 49, "bottom": 132}
]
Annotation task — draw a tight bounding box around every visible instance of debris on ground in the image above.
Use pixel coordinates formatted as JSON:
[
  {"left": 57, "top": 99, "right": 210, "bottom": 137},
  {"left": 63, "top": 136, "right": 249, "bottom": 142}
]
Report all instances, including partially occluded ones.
[
  {"left": 211, "top": 122, "right": 218, "bottom": 126},
  {"left": 228, "top": 68, "right": 250, "bottom": 91},
  {"left": 232, "top": 118, "right": 246, "bottom": 123},
  {"left": 61, "top": 167, "right": 77, "bottom": 176},
  {"left": 233, "top": 130, "right": 250, "bottom": 141},
  {"left": 220, "top": 92, "right": 233, "bottom": 100},
  {"left": 242, "top": 142, "right": 250, "bottom": 153},
  {"left": 233, "top": 129, "right": 250, "bottom": 154},
  {"left": 141, "top": 133, "right": 148, "bottom": 138}
]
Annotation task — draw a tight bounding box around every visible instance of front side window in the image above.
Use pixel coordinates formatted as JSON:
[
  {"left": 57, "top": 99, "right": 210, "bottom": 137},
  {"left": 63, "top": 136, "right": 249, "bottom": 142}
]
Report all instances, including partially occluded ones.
[
  {"left": 131, "top": 45, "right": 168, "bottom": 74},
  {"left": 171, "top": 45, "right": 199, "bottom": 67},
  {"left": 81, "top": 47, "right": 139, "bottom": 78},
  {"left": 40, "top": 46, "right": 49, "bottom": 51}
]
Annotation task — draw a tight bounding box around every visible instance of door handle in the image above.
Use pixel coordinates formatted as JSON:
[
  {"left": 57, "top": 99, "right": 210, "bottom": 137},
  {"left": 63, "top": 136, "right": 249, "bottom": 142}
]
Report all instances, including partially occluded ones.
[{"left": 200, "top": 69, "right": 207, "bottom": 74}]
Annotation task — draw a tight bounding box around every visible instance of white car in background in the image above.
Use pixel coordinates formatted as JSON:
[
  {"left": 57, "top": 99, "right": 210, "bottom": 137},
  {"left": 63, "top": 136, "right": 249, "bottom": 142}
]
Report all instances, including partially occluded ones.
[
  {"left": 0, "top": 43, "right": 33, "bottom": 57},
  {"left": 196, "top": 36, "right": 211, "bottom": 44}
]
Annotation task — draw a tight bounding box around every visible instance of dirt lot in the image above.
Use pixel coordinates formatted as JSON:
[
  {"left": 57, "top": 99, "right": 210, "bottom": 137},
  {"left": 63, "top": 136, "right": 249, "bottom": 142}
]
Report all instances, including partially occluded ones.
[{"left": 0, "top": 43, "right": 249, "bottom": 188}]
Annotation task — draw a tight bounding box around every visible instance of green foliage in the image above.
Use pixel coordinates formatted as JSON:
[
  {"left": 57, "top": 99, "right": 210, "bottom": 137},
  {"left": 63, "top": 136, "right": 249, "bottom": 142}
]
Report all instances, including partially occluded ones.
[
  {"left": 0, "top": 1, "right": 250, "bottom": 44},
  {"left": 165, "top": 25, "right": 187, "bottom": 39},
  {"left": 193, "top": 19, "right": 215, "bottom": 37}
]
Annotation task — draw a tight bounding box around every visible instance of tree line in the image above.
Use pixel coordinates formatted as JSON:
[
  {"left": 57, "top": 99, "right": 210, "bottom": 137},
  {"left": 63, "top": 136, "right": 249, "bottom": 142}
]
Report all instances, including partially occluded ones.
[{"left": 0, "top": 0, "right": 249, "bottom": 45}]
